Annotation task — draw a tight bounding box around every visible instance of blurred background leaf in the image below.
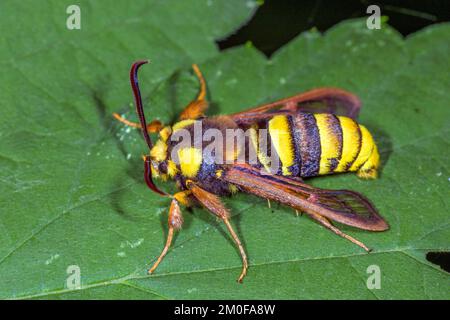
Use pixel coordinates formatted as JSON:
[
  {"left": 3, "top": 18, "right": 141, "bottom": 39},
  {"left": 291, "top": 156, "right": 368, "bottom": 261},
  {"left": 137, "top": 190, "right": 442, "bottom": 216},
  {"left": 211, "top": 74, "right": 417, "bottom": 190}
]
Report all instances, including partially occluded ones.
[{"left": 0, "top": 0, "right": 448, "bottom": 299}]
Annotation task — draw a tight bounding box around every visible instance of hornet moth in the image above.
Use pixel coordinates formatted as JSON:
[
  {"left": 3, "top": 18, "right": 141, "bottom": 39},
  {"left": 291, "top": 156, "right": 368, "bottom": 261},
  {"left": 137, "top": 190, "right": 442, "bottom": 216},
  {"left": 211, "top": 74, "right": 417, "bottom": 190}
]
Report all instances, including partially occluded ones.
[{"left": 113, "top": 60, "right": 389, "bottom": 282}]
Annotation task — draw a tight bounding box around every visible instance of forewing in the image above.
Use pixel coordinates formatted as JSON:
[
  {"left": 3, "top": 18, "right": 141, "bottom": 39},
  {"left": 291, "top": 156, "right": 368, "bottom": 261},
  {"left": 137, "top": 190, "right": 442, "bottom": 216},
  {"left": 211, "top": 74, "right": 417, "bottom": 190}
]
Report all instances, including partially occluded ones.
[
  {"left": 222, "top": 164, "right": 388, "bottom": 231},
  {"left": 230, "top": 88, "right": 361, "bottom": 125}
]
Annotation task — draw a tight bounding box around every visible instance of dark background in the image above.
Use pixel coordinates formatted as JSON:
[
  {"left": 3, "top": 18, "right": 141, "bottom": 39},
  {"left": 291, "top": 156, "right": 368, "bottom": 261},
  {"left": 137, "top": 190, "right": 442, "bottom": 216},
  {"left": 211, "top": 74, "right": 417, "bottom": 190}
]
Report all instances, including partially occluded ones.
[
  {"left": 218, "top": 0, "right": 450, "bottom": 57},
  {"left": 217, "top": 0, "right": 450, "bottom": 273}
]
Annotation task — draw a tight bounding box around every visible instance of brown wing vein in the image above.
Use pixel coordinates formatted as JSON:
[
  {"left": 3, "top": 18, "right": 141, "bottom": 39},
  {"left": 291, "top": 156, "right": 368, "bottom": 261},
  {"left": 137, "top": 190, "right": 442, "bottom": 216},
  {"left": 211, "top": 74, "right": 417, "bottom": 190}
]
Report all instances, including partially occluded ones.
[{"left": 221, "top": 164, "right": 388, "bottom": 231}]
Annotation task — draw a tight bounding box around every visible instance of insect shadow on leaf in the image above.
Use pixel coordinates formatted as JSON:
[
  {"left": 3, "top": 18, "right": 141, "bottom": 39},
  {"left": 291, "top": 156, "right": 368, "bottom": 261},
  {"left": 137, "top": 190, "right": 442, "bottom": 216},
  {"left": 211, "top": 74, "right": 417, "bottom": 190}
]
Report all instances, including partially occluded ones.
[
  {"left": 365, "top": 124, "right": 393, "bottom": 171},
  {"left": 92, "top": 88, "right": 143, "bottom": 219}
]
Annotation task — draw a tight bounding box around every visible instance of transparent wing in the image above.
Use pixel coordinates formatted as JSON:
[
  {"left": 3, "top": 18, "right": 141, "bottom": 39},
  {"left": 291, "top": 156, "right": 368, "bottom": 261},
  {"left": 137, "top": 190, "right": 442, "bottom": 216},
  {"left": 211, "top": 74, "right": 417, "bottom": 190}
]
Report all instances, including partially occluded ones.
[
  {"left": 222, "top": 164, "right": 388, "bottom": 231},
  {"left": 230, "top": 88, "right": 361, "bottom": 125}
]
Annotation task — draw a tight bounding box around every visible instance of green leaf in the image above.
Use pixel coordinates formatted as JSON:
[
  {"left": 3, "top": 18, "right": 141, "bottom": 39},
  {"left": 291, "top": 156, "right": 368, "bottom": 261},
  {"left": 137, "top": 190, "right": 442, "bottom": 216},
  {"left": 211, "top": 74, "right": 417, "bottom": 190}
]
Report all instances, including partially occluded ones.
[{"left": 0, "top": 1, "right": 448, "bottom": 299}]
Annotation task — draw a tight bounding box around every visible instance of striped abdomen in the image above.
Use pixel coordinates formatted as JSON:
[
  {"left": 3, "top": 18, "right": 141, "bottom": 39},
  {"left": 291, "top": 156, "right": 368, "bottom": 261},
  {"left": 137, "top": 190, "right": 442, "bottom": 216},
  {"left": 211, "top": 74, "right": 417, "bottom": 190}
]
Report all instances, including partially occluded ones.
[{"left": 250, "top": 113, "right": 380, "bottom": 179}]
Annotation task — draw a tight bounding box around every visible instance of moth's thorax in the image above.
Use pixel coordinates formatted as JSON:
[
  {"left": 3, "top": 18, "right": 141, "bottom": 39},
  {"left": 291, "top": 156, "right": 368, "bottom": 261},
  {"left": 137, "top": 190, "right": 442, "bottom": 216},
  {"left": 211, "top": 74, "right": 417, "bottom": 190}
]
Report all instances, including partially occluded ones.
[{"left": 149, "top": 117, "right": 240, "bottom": 195}]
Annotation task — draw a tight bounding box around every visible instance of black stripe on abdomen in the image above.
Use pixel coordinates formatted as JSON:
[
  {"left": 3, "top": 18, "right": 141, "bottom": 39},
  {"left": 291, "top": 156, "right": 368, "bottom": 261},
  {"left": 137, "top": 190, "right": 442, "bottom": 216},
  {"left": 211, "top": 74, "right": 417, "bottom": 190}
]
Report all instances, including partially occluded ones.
[
  {"left": 328, "top": 114, "right": 343, "bottom": 172},
  {"left": 293, "top": 113, "right": 321, "bottom": 177}
]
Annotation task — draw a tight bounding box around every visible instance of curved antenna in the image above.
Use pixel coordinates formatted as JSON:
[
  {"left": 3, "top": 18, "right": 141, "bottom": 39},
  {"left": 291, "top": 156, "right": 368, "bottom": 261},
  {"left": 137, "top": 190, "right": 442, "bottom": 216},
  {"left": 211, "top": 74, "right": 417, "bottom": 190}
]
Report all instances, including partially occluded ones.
[
  {"left": 130, "top": 60, "right": 153, "bottom": 150},
  {"left": 144, "top": 156, "right": 167, "bottom": 196},
  {"left": 130, "top": 60, "right": 167, "bottom": 196}
]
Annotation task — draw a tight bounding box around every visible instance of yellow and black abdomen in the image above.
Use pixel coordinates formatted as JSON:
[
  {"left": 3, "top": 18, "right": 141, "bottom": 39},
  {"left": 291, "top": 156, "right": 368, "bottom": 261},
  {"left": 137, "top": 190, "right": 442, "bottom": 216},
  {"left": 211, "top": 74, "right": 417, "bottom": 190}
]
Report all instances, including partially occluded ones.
[{"left": 254, "top": 113, "right": 380, "bottom": 179}]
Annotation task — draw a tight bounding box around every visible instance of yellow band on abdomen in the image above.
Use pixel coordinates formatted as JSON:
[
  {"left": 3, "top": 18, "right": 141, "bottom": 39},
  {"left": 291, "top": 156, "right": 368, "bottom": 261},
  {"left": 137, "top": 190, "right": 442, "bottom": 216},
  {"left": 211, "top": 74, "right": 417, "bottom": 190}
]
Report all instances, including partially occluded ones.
[
  {"left": 268, "top": 115, "right": 295, "bottom": 175},
  {"left": 350, "top": 125, "right": 374, "bottom": 171},
  {"left": 335, "top": 116, "right": 361, "bottom": 172},
  {"left": 314, "top": 113, "right": 342, "bottom": 175}
]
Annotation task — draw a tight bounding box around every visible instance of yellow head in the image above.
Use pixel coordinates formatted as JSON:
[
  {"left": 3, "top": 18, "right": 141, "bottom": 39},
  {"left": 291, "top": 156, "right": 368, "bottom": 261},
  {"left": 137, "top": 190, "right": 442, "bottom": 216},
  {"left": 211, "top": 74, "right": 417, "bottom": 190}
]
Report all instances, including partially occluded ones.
[{"left": 148, "top": 126, "right": 178, "bottom": 181}]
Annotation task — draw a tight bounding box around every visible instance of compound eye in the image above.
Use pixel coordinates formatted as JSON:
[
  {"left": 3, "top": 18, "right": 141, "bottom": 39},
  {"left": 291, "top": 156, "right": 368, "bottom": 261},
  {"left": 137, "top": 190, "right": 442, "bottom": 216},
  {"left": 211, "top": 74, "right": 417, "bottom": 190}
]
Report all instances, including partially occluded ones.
[{"left": 158, "top": 161, "right": 168, "bottom": 174}]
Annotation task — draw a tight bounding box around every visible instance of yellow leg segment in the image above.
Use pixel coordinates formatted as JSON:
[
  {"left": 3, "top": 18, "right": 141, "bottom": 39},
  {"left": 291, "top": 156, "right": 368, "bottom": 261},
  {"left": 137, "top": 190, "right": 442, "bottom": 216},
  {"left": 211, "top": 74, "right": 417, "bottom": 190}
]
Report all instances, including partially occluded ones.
[
  {"left": 223, "top": 217, "right": 248, "bottom": 283},
  {"left": 179, "top": 64, "right": 208, "bottom": 120},
  {"left": 148, "top": 193, "right": 187, "bottom": 274},
  {"left": 113, "top": 113, "right": 163, "bottom": 133},
  {"left": 306, "top": 211, "right": 371, "bottom": 252}
]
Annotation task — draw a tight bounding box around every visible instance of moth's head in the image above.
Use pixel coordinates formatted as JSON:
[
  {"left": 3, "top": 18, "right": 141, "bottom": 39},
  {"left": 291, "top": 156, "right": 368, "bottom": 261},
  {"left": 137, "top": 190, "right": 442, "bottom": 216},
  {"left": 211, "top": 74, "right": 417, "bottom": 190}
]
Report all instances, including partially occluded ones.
[{"left": 148, "top": 127, "right": 177, "bottom": 181}]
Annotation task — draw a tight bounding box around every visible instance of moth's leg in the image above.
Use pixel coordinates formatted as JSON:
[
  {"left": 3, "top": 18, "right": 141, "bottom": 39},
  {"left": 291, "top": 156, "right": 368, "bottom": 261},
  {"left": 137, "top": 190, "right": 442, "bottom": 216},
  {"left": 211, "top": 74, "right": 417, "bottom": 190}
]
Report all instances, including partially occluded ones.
[
  {"left": 191, "top": 64, "right": 206, "bottom": 102},
  {"left": 188, "top": 182, "right": 248, "bottom": 282},
  {"left": 113, "top": 113, "right": 163, "bottom": 133},
  {"left": 179, "top": 64, "right": 208, "bottom": 120},
  {"left": 305, "top": 211, "right": 371, "bottom": 252},
  {"left": 222, "top": 216, "right": 248, "bottom": 282},
  {"left": 148, "top": 197, "right": 183, "bottom": 274},
  {"left": 267, "top": 198, "right": 301, "bottom": 217}
]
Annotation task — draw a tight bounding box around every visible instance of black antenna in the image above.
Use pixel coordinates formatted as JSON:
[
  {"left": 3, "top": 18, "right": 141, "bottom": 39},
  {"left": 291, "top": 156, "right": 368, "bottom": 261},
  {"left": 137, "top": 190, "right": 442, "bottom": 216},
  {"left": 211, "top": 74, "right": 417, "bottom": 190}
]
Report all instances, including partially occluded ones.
[
  {"left": 130, "top": 60, "right": 167, "bottom": 196},
  {"left": 130, "top": 60, "right": 153, "bottom": 150}
]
